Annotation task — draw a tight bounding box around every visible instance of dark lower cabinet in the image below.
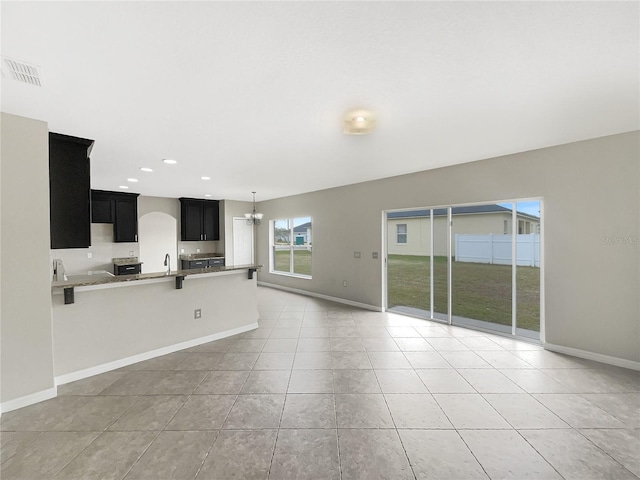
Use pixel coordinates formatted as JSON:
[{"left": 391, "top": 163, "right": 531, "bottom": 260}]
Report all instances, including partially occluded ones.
[
  {"left": 91, "top": 190, "right": 139, "bottom": 242},
  {"left": 114, "top": 263, "right": 142, "bottom": 275},
  {"left": 181, "top": 259, "right": 208, "bottom": 269},
  {"left": 179, "top": 198, "right": 220, "bottom": 241},
  {"left": 181, "top": 258, "right": 225, "bottom": 269},
  {"left": 49, "top": 133, "right": 94, "bottom": 249}
]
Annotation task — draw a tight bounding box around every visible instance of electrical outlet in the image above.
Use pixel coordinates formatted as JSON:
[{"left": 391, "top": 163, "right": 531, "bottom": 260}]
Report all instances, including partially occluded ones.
[
  {"left": 343, "top": 280, "right": 347, "bottom": 287},
  {"left": 196, "top": 248, "right": 201, "bottom": 253},
  {"left": 354, "top": 252, "right": 361, "bottom": 258},
  {"left": 87, "top": 252, "right": 92, "bottom": 258},
  {"left": 129, "top": 251, "right": 134, "bottom": 256},
  {"left": 194, "top": 309, "right": 202, "bottom": 319},
  {"left": 180, "top": 248, "right": 185, "bottom": 254},
  {"left": 372, "top": 252, "right": 379, "bottom": 259}
]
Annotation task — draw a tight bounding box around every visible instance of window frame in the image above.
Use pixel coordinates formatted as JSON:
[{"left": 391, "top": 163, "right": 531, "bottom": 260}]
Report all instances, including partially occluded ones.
[
  {"left": 396, "top": 223, "right": 408, "bottom": 244},
  {"left": 270, "top": 217, "right": 312, "bottom": 279}
]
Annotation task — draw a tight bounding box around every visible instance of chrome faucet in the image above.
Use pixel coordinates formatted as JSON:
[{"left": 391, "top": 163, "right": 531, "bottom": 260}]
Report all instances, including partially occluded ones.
[{"left": 164, "top": 253, "right": 171, "bottom": 275}]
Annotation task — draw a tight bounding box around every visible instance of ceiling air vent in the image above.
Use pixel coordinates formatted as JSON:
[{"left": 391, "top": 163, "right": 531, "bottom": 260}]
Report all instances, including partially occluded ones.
[{"left": 2, "top": 57, "right": 43, "bottom": 87}]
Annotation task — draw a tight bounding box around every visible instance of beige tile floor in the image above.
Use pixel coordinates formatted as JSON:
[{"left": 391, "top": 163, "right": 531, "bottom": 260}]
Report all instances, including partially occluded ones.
[{"left": 1, "top": 286, "right": 639, "bottom": 479}]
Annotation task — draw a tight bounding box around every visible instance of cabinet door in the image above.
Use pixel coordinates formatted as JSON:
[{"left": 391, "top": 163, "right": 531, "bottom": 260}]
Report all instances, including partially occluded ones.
[
  {"left": 182, "top": 202, "right": 203, "bottom": 241},
  {"left": 203, "top": 201, "right": 219, "bottom": 241},
  {"left": 91, "top": 192, "right": 113, "bottom": 223},
  {"left": 114, "top": 197, "right": 138, "bottom": 242},
  {"left": 189, "top": 260, "right": 208, "bottom": 269},
  {"left": 49, "top": 134, "right": 93, "bottom": 249}
]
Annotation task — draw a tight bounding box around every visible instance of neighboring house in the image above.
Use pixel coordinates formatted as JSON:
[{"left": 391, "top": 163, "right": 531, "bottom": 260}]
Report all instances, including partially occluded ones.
[
  {"left": 387, "top": 205, "right": 540, "bottom": 256},
  {"left": 293, "top": 222, "right": 312, "bottom": 245}
]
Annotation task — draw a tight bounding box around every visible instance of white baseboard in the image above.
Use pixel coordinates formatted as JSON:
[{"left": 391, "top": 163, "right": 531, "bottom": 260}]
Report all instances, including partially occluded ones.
[
  {"left": 258, "top": 281, "right": 381, "bottom": 312},
  {"left": 544, "top": 343, "right": 640, "bottom": 371},
  {"left": 55, "top": 322, "right": 258, "bottom": 386},
  {"left": 0, "top": 386, "right": 58, "bottom": 415}
]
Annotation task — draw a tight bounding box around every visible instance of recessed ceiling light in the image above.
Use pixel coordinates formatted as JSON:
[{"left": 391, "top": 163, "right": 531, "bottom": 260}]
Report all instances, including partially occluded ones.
[
  {"left": 140, "top": 167, "right": 153, "bottom": 172},
  {"left": 163, "top": 159, "right": 177, "bottom": 164},
  {"left": 205, "top": 194, "right": 212, "bottom": 197},
  {"left": 119, "top": 185, "right": 129, "bottom": 189},
  {"left": 127, "top": 178, "right": 138, "bottom": 183},
  {"left": 201, "top": 176, "right": 211, "bottom": 180}
]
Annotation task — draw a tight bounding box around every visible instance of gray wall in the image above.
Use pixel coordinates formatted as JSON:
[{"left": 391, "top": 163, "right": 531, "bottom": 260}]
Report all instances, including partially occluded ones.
[
  {"left": 1, "top": 113, "right": 55, "bottom": 403},
  {"left": 257, "top": 132, "right": 640, "bottom": 363}
]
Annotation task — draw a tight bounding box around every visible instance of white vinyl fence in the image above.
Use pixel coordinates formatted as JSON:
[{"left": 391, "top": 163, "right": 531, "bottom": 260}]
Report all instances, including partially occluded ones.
[{"left": 455, "top": 234, "right": 540, "bottom": 267}]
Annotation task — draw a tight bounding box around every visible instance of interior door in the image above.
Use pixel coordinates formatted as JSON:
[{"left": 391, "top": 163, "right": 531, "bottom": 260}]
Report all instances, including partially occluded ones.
[{"left": 233, "top": 217, "right": 254, "bottom": 265}]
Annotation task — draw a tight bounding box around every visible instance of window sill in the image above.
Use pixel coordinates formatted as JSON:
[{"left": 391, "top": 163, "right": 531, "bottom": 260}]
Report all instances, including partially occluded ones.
[{"left": 269, "top": 271, "right": 312, "bottom": 280}]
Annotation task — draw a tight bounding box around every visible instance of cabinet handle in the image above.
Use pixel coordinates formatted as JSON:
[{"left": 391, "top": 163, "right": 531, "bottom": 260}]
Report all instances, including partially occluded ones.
[
  {"left": 200, "top": 234, "right": 203, "bottom": 240},
  {"left": 134, "top": 234, "right": 137, "bottom": 242},
  {"left": 204, "top": 234, "right": 207, "bottom": 240},
  {"left": 125, "top": 267, "right": 135, "bottom": 270}
]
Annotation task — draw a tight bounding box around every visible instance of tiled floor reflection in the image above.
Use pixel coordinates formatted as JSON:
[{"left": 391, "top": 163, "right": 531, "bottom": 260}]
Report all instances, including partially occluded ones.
[{"left": 1, "top": 286, "right": 639, "bottom": 479}]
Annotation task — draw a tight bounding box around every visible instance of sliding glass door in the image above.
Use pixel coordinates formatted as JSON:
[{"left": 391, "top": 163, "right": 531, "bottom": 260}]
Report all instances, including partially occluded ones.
[
  {"left": 515, "top": 200, "right": 541, "bottom": 338},
  {"left": 451, "top": 204, "right": 513, "bottom": 335},
  {"left": 386, "top": 210, "right": 432, "bottom": 316},
  {"left": 385, "top": 199, "right": 542, "bottom": 341}
]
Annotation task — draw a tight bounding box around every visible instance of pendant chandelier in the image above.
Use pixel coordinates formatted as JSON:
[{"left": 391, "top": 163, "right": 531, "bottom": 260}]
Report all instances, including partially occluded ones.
[{"left": 244, "top": 191, "right": 263, "bottom": 225}]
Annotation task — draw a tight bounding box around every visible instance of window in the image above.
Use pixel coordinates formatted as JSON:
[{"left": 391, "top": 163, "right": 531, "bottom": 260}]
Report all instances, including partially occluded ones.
[
  {"left": 397, "top": 224, "right": 407, "bottom": 244},
  {"left": 271, "top": 217, "right": 312, "bottom": 278}
]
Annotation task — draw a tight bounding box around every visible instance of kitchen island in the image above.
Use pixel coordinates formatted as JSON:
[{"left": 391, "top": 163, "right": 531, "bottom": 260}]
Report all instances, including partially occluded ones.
[{"left": 51, "top": 264, "right": 261, "bottom": 386}]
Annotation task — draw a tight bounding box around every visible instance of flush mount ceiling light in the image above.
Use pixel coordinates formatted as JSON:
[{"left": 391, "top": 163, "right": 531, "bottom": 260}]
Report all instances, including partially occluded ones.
[
  {"left": 343, "top": 109, "right": 376, "bottom": 135},
  {"left": 127, "top": 178, "right": 138, "bottom": 183},
  {"left": 201, "top": 176, "right": 211, "bottom": 181},
  {"left": 162, "top": 159, "right": 177, "bottom": 164},
  {"left": 244, "top": 191, "right": 264, "bottom": 225},
  {"left": 140, "top": 167, "right": 153, "bottom": 172},
  {"left": 119, "top": 185, "right": 129, "bottom": 189}
]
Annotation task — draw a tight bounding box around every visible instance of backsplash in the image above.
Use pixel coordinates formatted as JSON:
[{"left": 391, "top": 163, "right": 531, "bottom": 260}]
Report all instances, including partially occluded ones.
[
  {"left": 50, "top": 224, "right": 139, "bottom": 275},
  {"left": 178, "top": 241, "right": 221, "bottom": 256}
]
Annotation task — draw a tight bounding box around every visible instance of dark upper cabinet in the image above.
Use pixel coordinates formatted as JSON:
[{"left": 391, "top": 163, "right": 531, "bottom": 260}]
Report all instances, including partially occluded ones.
[
  {"left": 91, "top": 190, "right": 114, "bottom": 223},
  {"left": 91, "top": 190, "right": 139, "bottom": 242},
  {"left": 182, "top": 201, "right": 204, "bottom": 241},
  {"left": 202, "top": 201, "right": 220, "bottom": 241},
  {"left": 114, "top": 195, "right": 138, "bottom": 242},
  {"left": 179, "top": 198, "right": 220, "bottom": 241},
  {"left": 49, "top": 132, "right": 94, "bottom": 249}
]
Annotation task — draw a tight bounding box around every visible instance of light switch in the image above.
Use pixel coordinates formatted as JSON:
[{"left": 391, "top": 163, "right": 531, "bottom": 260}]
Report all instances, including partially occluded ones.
[
  {"left": 354, "top": 252, "right": 361, "bottom": 258},
  {"left": 87, "top": 252, "right": 92, "bottom": 259},
  {"left": 372, "top": 252, "right": 379, "bottom": 259}
]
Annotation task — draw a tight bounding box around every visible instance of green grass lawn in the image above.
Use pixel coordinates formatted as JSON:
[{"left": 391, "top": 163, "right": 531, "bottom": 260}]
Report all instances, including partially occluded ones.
[
  {"left": 387, "top": 255, "right": 540, "bottom": 332},
  {"left": 273, "top": 251, "right": 539, "bottom": 332},
  {"left": 275, "top": 249, "right": 312, "bottom": 276}
]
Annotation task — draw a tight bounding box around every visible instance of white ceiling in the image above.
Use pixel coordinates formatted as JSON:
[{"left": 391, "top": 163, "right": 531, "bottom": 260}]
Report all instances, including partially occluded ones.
[{"left": 2, "top": 1, "right": 638, "bottom": 202}]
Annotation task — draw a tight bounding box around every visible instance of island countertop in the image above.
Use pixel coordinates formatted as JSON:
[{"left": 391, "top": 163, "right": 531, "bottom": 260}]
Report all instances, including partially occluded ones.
[{"left": 52, "top": 264, "right": 262, "bottom": 290}]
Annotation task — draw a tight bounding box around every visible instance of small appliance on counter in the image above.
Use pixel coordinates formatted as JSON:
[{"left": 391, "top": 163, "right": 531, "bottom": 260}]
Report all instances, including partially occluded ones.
[{"left": 113, "top": 257, "right": 143, "bottom": 276}]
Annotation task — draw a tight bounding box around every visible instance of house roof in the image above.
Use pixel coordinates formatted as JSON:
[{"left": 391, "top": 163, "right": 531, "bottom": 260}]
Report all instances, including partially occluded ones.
[
  {"left": 294, "top": 222, "right": 312, "bottom": 233},
  {"left": 388, "top": 205, "right": 540, "bottom": 221}
]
